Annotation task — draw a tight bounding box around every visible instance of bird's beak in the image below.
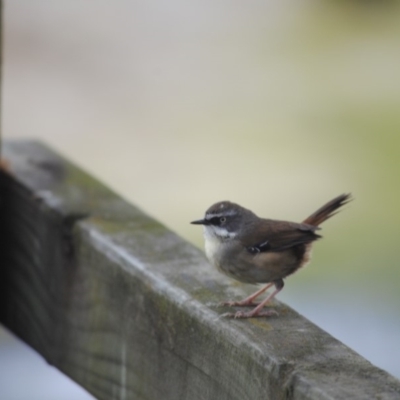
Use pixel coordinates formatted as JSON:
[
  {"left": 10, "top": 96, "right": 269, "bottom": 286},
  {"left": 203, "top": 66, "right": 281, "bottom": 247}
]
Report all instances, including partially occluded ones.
[{"left": 190, "top": 218, "right": 209, "bottom": 225}]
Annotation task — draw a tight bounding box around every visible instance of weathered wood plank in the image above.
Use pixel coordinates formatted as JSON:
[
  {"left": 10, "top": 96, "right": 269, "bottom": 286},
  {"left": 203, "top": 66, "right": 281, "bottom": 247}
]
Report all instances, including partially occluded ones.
[{"left": 1, "top": 140, "right": 399, "bottom": 400}]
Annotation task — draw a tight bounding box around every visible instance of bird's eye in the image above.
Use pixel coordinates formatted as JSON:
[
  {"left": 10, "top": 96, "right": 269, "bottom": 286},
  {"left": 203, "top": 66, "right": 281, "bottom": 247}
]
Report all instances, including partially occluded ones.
[{"left": 220, "top": 217, "right": 226, "bottom": 223}]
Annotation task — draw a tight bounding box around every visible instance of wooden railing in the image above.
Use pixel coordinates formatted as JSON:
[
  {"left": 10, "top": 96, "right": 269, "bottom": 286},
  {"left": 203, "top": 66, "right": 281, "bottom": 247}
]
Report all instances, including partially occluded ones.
[{"left": 1, "top": 140, "right": 399, "bottom": 400}]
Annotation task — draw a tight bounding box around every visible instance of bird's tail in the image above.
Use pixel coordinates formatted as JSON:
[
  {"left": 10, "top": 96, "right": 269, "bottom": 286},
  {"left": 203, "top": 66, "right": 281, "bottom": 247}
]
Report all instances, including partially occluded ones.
[{"left": 303, "top": 193, "right": 352, "bottom": 227}]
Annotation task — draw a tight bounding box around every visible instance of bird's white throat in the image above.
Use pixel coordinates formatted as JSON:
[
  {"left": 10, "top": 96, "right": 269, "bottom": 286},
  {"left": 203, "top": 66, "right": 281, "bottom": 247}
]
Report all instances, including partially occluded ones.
[{"left": 203, "top": 226, "right": 236, "bottom": 262}]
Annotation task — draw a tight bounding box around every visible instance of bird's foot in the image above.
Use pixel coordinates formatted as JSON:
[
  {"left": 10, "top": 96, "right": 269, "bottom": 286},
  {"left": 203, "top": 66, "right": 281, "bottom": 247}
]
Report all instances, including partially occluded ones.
[
  {"left": 222, "top": 309, "right": 278, "bottom": 319},
  {"left": 220, "top": 300, "right": 258, "bottom": 307}
]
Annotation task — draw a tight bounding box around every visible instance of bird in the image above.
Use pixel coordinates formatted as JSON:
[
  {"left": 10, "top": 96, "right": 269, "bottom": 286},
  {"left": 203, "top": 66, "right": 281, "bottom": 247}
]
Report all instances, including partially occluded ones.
[{"left": 191, "top": 193, "right": 351, "bottom": 319}]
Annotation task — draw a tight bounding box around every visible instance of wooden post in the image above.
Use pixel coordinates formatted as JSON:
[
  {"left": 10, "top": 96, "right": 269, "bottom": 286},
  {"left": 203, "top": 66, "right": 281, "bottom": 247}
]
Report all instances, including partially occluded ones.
[{"left": 1, "top": 140, "right": 399, "bottom": 400}]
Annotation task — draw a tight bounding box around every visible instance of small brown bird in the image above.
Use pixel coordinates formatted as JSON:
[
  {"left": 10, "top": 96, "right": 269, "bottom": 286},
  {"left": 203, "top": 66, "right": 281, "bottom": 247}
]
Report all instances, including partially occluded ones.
[{"left": 191, "top": 194, "right": 351, "bottom": 318}]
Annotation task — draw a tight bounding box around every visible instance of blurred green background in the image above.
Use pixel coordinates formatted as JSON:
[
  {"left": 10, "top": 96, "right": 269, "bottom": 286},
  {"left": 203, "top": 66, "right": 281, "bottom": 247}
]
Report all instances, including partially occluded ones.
[{"left": 2, "top": 0, "right": 400, "bottom": 397}]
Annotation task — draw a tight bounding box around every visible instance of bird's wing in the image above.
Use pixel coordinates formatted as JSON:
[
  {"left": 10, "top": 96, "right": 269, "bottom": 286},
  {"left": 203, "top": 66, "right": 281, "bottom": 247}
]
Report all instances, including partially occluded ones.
[{"left": 242, "top": 220, "right": 321, "bottom": 253}]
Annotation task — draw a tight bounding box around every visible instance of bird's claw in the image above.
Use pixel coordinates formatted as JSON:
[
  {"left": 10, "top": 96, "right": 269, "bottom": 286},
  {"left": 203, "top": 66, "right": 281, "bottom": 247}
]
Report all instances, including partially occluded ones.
[
  {"left": 220, "top": 300, "right": 257, "bottom": 307},
  {"left": 222, "top": 309, "right": 279, "bottom": 319}
]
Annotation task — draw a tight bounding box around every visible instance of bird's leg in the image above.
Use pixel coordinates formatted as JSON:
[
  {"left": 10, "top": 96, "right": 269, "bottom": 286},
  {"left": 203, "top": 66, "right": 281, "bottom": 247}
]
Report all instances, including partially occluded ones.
[
  {"left": 221, "top": 282, "right": 274, "bottom": 307},
  {"left": 224, "top": 280, "right": 284, "bottom": 318}
]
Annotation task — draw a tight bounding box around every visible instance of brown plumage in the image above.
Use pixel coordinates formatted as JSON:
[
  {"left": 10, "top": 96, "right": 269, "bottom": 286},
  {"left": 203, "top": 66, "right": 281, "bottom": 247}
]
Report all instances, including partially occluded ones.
[
  {"left": 303, "top": 193, "right": 351, "bottom": 226},
  {"left": 191, "top": 193, "right": 352, "bottom": 318}
]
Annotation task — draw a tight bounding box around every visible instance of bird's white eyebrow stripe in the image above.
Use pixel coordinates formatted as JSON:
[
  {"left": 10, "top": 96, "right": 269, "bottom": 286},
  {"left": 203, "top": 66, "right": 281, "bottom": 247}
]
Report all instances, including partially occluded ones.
[{"left": 206, "top": 210, "right": 237, "bottom": 218}]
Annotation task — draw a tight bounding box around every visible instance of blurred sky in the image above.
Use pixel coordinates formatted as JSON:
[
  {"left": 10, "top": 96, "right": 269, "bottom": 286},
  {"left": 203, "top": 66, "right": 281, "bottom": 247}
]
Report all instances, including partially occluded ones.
[{"left": 2, "top": 0, "right": 400, "bottom": 397}]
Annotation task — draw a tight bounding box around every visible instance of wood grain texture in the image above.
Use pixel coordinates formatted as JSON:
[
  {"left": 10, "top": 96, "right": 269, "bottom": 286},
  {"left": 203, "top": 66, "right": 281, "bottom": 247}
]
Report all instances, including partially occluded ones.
[{"left": 1, "top": 140, "right": 399, "bottom": 400}]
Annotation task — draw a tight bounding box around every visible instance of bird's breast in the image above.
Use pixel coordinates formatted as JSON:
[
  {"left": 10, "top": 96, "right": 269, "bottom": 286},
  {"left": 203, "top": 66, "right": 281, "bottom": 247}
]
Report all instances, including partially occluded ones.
[
  {"left": 203, "top": 234, "right": 252, "bottom": 282},
  {"left": 203, "top": 230, "right": 222, "bottom": 266}
]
